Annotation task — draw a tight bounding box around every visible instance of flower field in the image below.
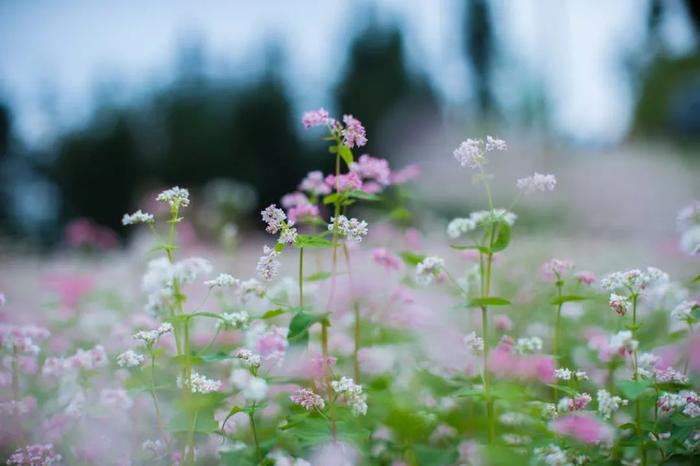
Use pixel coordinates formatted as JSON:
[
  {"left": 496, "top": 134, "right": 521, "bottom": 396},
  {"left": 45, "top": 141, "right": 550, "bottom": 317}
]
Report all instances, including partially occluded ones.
[{"left": 1, "top": 110, "right": 699, "bottom": 466}]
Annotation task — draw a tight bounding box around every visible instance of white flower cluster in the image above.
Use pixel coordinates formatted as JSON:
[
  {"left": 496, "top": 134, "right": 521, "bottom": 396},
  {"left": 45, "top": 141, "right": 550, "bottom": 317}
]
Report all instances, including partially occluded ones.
[
  {"left": 156, "top": 186, "right": 190, "bottom": 208},
  {"left": 256, "top": 245, "right": 281, "bottom": 281},
  {"left": 233, "top": 348, "right": 262, "bottom": 368},
  {"left": 133, "top": 323, "right": 173, "bottom": 347},
  {"left": 230, "top": 368, "right": 268, "bottom": 401},
  {"left": 331, "top": 376, "right": 368, "bottom": 416},
  {"left": 516, "top": 172, "right": 557, "bottom": 194},
  {"left": 142, "top": 257, "right": 212, "bottom": 314},
  {"left": 204, "top": 273, "right": 238, "bottom": 288},
  {"left": 177, "top": 371, "right": 223, "bottom": 394},
  {"left": 415, "top": 256, "right": 444, "bottom": 286},
  {"left": 597, "top": 389, "right": 628, "bottom": 419},
  {"left": 658, "top": 391, "right": 700, "bottom": 417},
  {"left": 261, "top": 204, "right": 298, "bottom": 245},
  {"left": 116, "top": 349, "right": 145, "bottom": 368},
  {"left": 671, "top": 300, "right": 698, "bottom": 323},
  {"left": 329, "top": 215, "right": 369, "bottom": 242},
  {"left": 600, "top": 267, "right": 669, "bottom": 294},
  {"left": 463, "top": 331, "right": 484, "bottom": 354},
  {"left": 514, "top": 336, "right": 543, "bottom": 354},
  {"left": 533, "top": 444, "right": 588, "bottom": 466},
  {"left": 447, "top": 209, "right": 517, "bottom": 239},
  {"left": 554, "top": 367, "right": 588, "bottom": 381},
  {"left": 217, "top": 311, "right": 250, "bottom": 331},
  {"left": 609, "top": 330, "right": 638, "bottom": 355},
  {"left": 654, "top": 367, "right": 689, "bottom": 384},
  {"left": 122, "top": 209, "right": 154, "bottom": 225},
  {"left": 453, "top": 136, "right": 507, "bottom": 169}
]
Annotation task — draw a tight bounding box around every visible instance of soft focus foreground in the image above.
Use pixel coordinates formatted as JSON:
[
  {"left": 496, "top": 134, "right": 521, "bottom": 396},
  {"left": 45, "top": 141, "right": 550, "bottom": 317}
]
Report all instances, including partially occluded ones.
[{"left": 1, "top": 110, "right": 700, "bottom": 466}]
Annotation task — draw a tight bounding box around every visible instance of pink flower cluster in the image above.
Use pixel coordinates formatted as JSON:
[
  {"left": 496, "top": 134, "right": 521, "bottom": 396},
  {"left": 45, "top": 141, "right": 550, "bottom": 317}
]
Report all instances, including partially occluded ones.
[
  {"left": 0, "top": 324, "right": 50, "bottom": 355},
  {"left": 541, "top": 258, "right": 574, "bottom": 282},
  {"left": 42, "top": 345, "right": 107, "bottom": 376},
  {"left": 488, "top": 337, "right": 555, "bottom": 383},
  {"left": 64, "top": 218, "right": 118, "bottom": 250},
  {"left": 552, "top": 414, "right": 612, "bottom": 445},
  {"left": 371, "top": 248, "right": 401, "bottom": 272},
  {"left": 7, "top": 444, "right": 62, "bottom": 465},
  {"left": 290, "top": 387, "right": 325, "bottom": 411}
]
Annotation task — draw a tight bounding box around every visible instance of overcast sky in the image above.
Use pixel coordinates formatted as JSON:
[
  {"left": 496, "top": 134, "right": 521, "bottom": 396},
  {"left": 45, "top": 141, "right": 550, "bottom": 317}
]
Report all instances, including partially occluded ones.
[{"left": 0, "top": 0, "right": 695, "bottom": 147}]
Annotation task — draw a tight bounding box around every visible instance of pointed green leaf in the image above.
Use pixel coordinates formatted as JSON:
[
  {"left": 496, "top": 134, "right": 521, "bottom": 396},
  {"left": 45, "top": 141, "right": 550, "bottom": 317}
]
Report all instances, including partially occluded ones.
[{"left": 468, "top": 296, "right": 511, "bottom": 307}]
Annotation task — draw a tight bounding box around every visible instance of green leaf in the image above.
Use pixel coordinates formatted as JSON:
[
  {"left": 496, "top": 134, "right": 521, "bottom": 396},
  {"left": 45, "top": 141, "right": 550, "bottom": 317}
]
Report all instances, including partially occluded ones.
[
  {"left": 167, "top": 409, "right": 219, "bottom": 433},
  {"left": 551, "top": 295, "right": 589, "bottom": 305},
  {"left": 170, "top": 355, "right": 205, "bottom": 366},
  {"left": 488, "top": 220, "right": 511, "bottom": 252},
  {"left": 468, "top": 296, "right": 511, "bottom": 307},
  {"left": 261, "top": 308, "right": 285, "bottom": 319},
  {"left": 274, "top": 242, "right": 285, "bottom": 253},
  {"left": 450, "top": 244, "right": 490, "bottom": 254},
  {"left": 323, "top": 193, "right": 340, "bottom": 205},
  {"left": 294, "top": 235, "right": 333, "bottom": 249},
  {"left": 288, "top": 311, "right": 329, "bottom": 346},
  {"left": 200, "top": 351, "right": 231, "bottom": 362},
  {"left": 338, "top": 145, "right": 354, "bottom": 166},
  {"left": 346, "top": 190, "right": 380, "bottom": 201},
  {"left": 691, "top": 274, "right": 700, "bottom": 284},
  {"left": 399, "top": 251, "right": 426, "bottom": 266},
  {"left": 388, "top": 207, "right": 411, "bottom": 221},
  {"left": 617, "top": 379, "right": 652, "bottom": 400},
  {"left": 304, "top": 271, "right": 333, "bottom": 282},
  {"left": 221, "top": 405, "right": 244, "bottom": 433},
  {"left": 189, "top": 311, "right": 227, "bottom": 321},
  {"left": 546, "top": 384, "right": 579, "bottom": 396}
]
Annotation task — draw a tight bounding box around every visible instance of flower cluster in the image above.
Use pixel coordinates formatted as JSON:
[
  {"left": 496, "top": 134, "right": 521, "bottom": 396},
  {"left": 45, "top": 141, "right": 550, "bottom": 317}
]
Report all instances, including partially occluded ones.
[
  {"left": 116, "top": 349, "right": 145, "bottom": 368},
  {"left": 256, "top": 245, "right": 281, "bottom": 281},
  {"left": 178, "top": 371, "right": 223, "bottom": 394},
  {"left": 516, "top": 172, "right": 557, "bottom": 194},
  {"left": 156, "top": 186, "right": 190, "bottom": 208},
  {"left": 122, "top": 209, "right": 154, "bottom": 225},
  {"left": 447, "top": 209, "right": 517, "bottom": 239},
  {"left": 290, "top": 388, "right": 325, "bottom": 411},
  {"left": 7, "top": 444, "right": 62, "bottom": 465},
  {"left": 415, "top": 256, "right": 444, "bottom": 285},
  {"left": 133, "top": 323, "right": 173, "bottom": 347},
  {"left": 331, "top": 376, "right": 367, "bottom": 416},
  {"left": 329, "top": 215, "right": 368, "bottom": 242},
  {"left": 453, "top": 136, "right": 507, "bottom": 169}
]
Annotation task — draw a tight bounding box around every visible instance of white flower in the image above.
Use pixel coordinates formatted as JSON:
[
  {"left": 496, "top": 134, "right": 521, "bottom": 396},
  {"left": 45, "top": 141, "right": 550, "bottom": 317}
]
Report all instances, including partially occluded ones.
[
  {"left": 329, "top": 215, "right": 368, "bottom": 242},
  {"left": 331, "top": 376, "right": 367, "bottom": 416},
  {"left": 204, "top": 273, "right": 239, "bottom": 288},
  {"left": 609, "top": 330, "right": 638, "bottom": 354},
  {"left": 156, "top": 186, "right": 190, "bottom": 208},
  {"left": 447, "top": 218, "right": 477, "bottom": 239},
  {"left": 533, "top": 444, "right": 569, "bottom": 466},
  {"left": 122, "top": 209, "right": 154, "bottom": 225},
  {"left": 261, "top": 204, "right": 287, "bottom": 234},
  {"left": 514, "top": 336, "right": 543, "bottom": 354},
  {"left": 233, "top": 348, "right": 262, "bottom": 368},
  {"left": 279, "top": 227, "right": 299, "bottom": 245},
  {"left": 608, "top": 293, "right": 632, "bottom": 316},
  {"left": 469, "top": 209, "right": 517, "bottom": 227},
  {"left": 600, "top": 267, "right": 669, "bottom": 294},
  {"left": 242, "top": 376, "right": 268, "bottom": 402},
  {"left": 485, "top": 135, "right": 507, "bottom": 151},
  {"left": 596, "top": 389, "right": 627, "bottom": 419},
  {"left": 516, "top": 173, "right": 556, "bottom": 194},
  {"left": 415, "top": 256, "right": 444, "bottom": 286},
  {"left": 178, "top": 371, "right": 222, "bottom": 394},
  {"left": 463, "top": 331, "right": 484, "bottom": 354},
  {"left": 671, "top": 300, "right": 698, "bottom": 322},
  {"left": 453, "top": 139, "right": 485, "bottom": 169},
  {"left": 116, "top": 350, "right": 145, "bottom": 368},
  {"left": 256, "top": 246, "right": 281, "bottom": 281},
  {"left": 554, "top": 368, "right": 572, "bottom": 381},
  {"left": 217, "top": 312, "right": 250, "bottom": 330}
]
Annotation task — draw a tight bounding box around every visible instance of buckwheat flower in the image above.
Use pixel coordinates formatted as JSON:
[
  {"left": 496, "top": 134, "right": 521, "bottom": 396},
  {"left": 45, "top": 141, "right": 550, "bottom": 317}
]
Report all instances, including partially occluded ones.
[
  {"left": 469, "top": 209, "right": 517, "bottom": 227},
  {"left": 243, "top": 376, "right": 268, "bottom": 401},
  {"left": 499, "top": 412, "right": 530, "bottom": 426},
  {"left": 596, "top": 389, "right": 627, "bottom": 419},
  {"left": 516, "top": 173, "right": 557, "bottom": 194},
  {"left": 415, "top": 256, "right": 444, "bottom": 286},
  {"left": 350, "top": 154, "right": 391, "bottom": 186},
  {"left": 608, "top": 293, "right": 631, "bottom": 316},
  {"left": 324, "top": 172, "right": 363, "bottom": 192},
  {"left": 341, "top": 114, "right": 367, "bottom": 148},
  {"left": 600, "top": 267, "right": 669, "bottom": 294},
  {"left": 656, "top": 391, "right": 698, "bottom": 414},
  {"left": 7, "top": 444, "right": 62, "bottom": 465},
  {"left": 299, "top": 171, "right": 331, "bottom": 196},
  {"left": 446, "top": 217, "right": 477, "bottom": 239},
  {"left": 609, "top": 330, "right": 637, "bottom": 354},
  {"left": 178, "top": 371, "right": 222, "bottom": 394},
  {"left": 237, "top": 278, "right": 266, "bottom": 301},
  {"left": 671, "top": 300, "right": 698, "bottom": 322},
  {"left": 464, "top": 331, "right": 484, "bottom": 354},
  {"left": 256, "top": 245, "right": 281, "bottom": 281},
  {"left": 281, "top": 191, "right": 310, "bottom": 209},
  {"left": 290, "top": 388, "right": 325, "bottom": 411},
  {"left": 279, "top": 227, "right": 298, "bottom": 245},
  {"left": 288, "top": 204, "right": 320, "bottom": 224},
  {"left": 558, "top": 393, "right": 592, "bottom": 412},
  {"left": 217, "top": 311, "right": 250, "bottom": 331},
  {"left": 555, "top": 368, "right": 573, "bottom": 381},
  {"left": 533, "top": 444, "right": 568, "bottom": 466},
  {"left": 173, "top": 257, "right": 212, "bottom": 284},
  {"left": 654, "top": 367, "right": 689, "bottom": 384},
  {"left": 541, "top": 259, "right": 574, "bottom": 282},
  {"left": 331, "top": 376, "right": 368, "bottom": 416},
  {"left": 261, "top": 204, "right": 287, "bottom": 234},
  {"left": 329, "top": 215, "right": 368, "bottom": 242},
  {"left": 637, "top": 352, "right": 660, "bottom": 373},
  {"left": 453, "top": 138, "right": 485, "bottom": 169},
  {"left": 371, "top": 248, "right": 401, "bottom": 271},
  {"left": 575, "top": 271, "right": 597, "bottom": 285},
  {"left": 142, "top": 439, "right": 166, "bottom": 457},
  {"left": 66, "top": 345, "right": 108, "bottom": 371},
  {"left": 116, "top": 350, "right": 145, "bottom": 368},
  {"left": 204, "top": 273, "right": 238, "bottom": 288},
  {"left": 485, "top": 135, "right": 508, "bottom": 151},
  {"left": 156, "top": 186, "right": 190, "bottom": 208},
  {"left": 302, "top": 108, "right": 330, "bottom": 128},
  {"left": 122, "top": 209, "right": 154, "bottom": 225},
  {"left": 514, "top": 336, "right": 543, "bottom": 354},
  {"left": 233, "top": 348, "right": 261, "bottom": 368}
]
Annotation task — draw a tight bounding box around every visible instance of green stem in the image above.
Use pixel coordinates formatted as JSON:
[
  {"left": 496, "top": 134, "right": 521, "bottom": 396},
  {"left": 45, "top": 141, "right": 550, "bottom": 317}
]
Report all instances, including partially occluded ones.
[
  {"left": 631, "top": 294, "right": 647, "bottom": 466},
  {"left": 321, "top": 322, "right": 337, "bottom": 441},
  {"left": 553, "top": 280, "right": 563, "bottom": 401},
  {"left": 184, "top": 409, "right": 198, "bottom": 465},
  {"left": 299, "top": 247, "right": 304, "bottom": 308},
  {"left": 249, "top": 405, "right": 262, "bottom": 463},
  {"left": 149, "top": 349, "right": 164, "bottom": 432},
  {"left": 353, "top": 303, "right": 361, "bottom": 384},
  {"left": 483, "top": 250, "right": 495, "bottom": 444}
]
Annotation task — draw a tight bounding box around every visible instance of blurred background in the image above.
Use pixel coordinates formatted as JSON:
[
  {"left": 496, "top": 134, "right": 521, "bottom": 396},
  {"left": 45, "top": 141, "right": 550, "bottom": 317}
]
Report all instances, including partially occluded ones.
[{"left": 0, "top": 0, "right": 699, "bottom": 253}]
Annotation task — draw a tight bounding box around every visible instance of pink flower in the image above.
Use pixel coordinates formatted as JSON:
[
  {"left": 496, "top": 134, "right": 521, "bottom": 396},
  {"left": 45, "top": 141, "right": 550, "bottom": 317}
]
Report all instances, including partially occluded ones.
[
  {"left": 325, "top": 172, "right": 363, "bottom": 192},
  {"left": 42, "top": 274, "right": 95, "bottom": 308},
  {"left": 341, "top": 114, "right": 367, "bottom": 148},
  {"left": 7, "top": 443, "right": 62, "bottom": 465},
  {"left": 299, "top": 170, "right": 331, "bottom": 195},
  {"left": 488, "top": 340, "right": 555, "bottom": 383},
  {"left": 287, "top": 204, "right": 320, "bottom": 224},
  {"left": 493, "top": 314, "right": 512, "bottom": 332},
  {"left": 371, "top": 248, "right": 401, "bottom": 272},
  {"left": 351, "top": 154, "right": 391, "bottom": 186},
  {"left": 281, "top": 192, "right": 310, "bottom": 209},
  {"left": 64, "top": 218, "right": 118, "bottom": 250},
  {"left": 552, "top": 414, "right": 612, "bottom": 445},
  {"left": 255, "top": 326, "right": 288, "bottom": 361},
  {"left": 302, "top": 108, "right": 330, "bottom": 128},
  {"left": 541, "top": 259, "right": 574, "bottom": 282},
  {"left": 575, "top": 271, "right": 597, "bottom": 285},
  {"left": 390, "top": 164, "right": 421, "bottom": 184},
  {"left": 290, "top": 387, "right": 325, "bottom": 411}
]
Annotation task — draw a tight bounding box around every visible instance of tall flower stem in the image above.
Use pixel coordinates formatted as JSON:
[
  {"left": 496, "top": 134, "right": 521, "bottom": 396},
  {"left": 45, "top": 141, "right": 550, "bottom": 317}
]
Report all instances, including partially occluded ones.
[
  {"left": 552, "top": 279, "right": 563, "bottom": 401},
  {"left": 631, "top": 294, "right": 647, "bottom": 466},
  {"left": 299, "top": 247, "right": 304, "bottom": 308},
  {"left": 481, "top": 250, "right": 496, "bottom": 444},
  {"left": 353, "top": 303, "right": 361, "bottom": 383},
  {"left": 320, "top": 322, "right": 337, "bottom": 440},
  {"left": 148, "top": 348, "right": 164, "bottom": 432},
  {"left": 249, "top": 403, "right": 262, "bottom": 463}
]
